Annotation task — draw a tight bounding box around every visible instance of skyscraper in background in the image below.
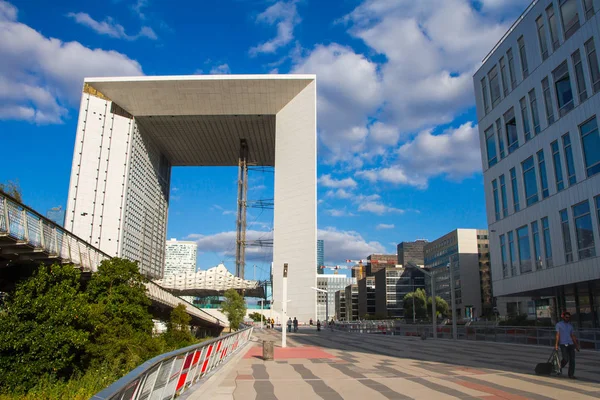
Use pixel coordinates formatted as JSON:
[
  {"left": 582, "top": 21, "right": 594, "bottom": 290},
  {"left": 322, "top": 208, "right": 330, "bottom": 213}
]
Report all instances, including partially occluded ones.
[
  {"left": 46, "top": 206, "right": 65, "bottom": 227},
  {"left": 164, "top": 238, "right": 197, "bottom": 277},
  {"left": 317, "top": 239, "right": 324, "bottom": 274}
]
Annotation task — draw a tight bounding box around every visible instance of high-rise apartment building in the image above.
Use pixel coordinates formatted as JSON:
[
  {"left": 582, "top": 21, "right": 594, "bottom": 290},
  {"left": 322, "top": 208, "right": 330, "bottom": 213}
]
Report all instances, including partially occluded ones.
[
  {"left": 424, "top": 229, "right": 488, "bottom": 319},
  {"left": 475, "top": 0, "right": 600, "bottom": 327},
  {"left": 316, "top": 274, "right": 355, "bottom": 321},
  {"left": 317, "top": 239, "right": 324, "bottom": 275},
  {"left": 164, "top": 238, "right": 197, "bottom": 277},
  {"left": 397, "top": 240, "right": 428, "bottom": 266}
]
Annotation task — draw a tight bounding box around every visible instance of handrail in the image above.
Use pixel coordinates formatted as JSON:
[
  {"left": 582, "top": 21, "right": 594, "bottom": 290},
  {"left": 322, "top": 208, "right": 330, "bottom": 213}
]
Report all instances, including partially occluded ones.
[
  {"left": 480, "top": 0, "right": 540, "bottom": 66},
  {"left": 92, "top": 326, "right": 254, "bottom": 400}
]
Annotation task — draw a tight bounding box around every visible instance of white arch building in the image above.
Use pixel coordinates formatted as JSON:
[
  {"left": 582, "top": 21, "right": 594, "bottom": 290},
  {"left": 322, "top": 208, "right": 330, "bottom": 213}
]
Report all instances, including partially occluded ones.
[{"left": 65, "top": 75, "right": 317, "bottom": 322}]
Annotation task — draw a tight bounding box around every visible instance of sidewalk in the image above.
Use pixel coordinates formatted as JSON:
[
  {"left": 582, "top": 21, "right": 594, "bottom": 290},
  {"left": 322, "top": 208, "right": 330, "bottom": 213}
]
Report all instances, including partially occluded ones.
[{"left": 187, "top": 327, "right": 600, "bottom": 399}]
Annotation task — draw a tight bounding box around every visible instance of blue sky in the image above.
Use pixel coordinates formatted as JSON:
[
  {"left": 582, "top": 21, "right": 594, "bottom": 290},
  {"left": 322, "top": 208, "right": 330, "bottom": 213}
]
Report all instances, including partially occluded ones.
[{"left": 0, "top": 0, "right": 530, "bottom": 280}]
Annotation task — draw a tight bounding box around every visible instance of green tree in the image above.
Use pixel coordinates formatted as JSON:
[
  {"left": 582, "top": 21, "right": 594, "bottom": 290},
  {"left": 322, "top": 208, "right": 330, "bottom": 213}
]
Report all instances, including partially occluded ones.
[
  {"left": 0, "top": 180, "right": 22, "bottom": 202},
  {"left": 427, "top": 296, "right": 449, "bottom": 318},
  {"left": 0, "top": 263, "right": 90, "bottom": 392},
  {"left": 221, "top": 289, "right": 247, "bottom": 331},
  {"left": 248, "top": 312, "right": 263, "bottom": 322},
  {"left": 403, "top": 288, "right": 428, "bottom": 320},
  {"left": 85, "top": 258, "right": 158, "bottom": 372},
  {"left": 163, "top": 304, "right": 195, "bottom": 348}
]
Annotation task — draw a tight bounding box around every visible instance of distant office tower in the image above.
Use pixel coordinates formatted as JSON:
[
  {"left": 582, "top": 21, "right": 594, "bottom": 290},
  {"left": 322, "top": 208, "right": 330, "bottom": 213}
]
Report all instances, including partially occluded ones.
[
  {"left": 317, "top": 239, "right": 324, "bottom": 274},
  {"left": 358, "top": 276, "right": 376, "bottom": 318},
  {"left": 344, "top": 284, "right": 359, "bottom": 321},
  {"left": 397, "top": 240, "right": 427, "bottom": 266},
  {"left": 424, "top": 229, "right": 487, "bottom": 319},
  {"left": 316, "top": 274, "right": 356, "bottom": 321},
  {"left": 335, "top": 290, "right": 347, "bottom": 321},
  {"left": 475, "top": 0, "right": 600, "bottom": 325},
  {"left": 164, "top": 238, "right": 197, "bottom": 277},
  {"left": 46, "top": 206, "right": 65, "bottom": 227},
  {"left": 374, "top": 265, "right": 425, "bottom": 319},
  {"left": 366, "top": 254, "right": 397, "bottom": 276}
]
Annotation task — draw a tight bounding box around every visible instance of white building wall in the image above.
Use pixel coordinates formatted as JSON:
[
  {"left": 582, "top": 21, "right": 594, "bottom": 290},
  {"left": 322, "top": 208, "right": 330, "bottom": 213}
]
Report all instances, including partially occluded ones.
[
  {"left": 272, "top": 80, "right": 317, "bottom": 324},
  {"left": 66, "top": 94, "right": 133, "bottom": 259},
  {"left": 474, "top": 0, "right": 600, "bottom": 297},
  {"left": 164, "top": 239, "right": 197, "bottom": 276}
]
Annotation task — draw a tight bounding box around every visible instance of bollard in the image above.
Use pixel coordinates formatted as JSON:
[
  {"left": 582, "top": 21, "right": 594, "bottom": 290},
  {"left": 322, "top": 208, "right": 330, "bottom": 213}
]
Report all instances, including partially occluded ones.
[{"left": 263, "top": 340, "right": 274, "bottom": 361}]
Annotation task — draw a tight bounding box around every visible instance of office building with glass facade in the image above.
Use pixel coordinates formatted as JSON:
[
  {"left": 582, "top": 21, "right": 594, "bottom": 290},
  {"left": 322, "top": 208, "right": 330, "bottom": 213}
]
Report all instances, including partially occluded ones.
[
  {"left": 316, "top": 274, "right": 355, "bottom": 321},
  {"left": 475, "top": 0, "right": 600, "bottom": 327}
]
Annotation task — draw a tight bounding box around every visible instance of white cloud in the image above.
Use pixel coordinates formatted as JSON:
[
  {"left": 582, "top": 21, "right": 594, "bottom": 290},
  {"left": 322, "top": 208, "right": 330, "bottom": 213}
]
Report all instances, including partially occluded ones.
[
  {"left": 325, "top": 208, "right": 355, "bottom": 217},
  {"left": 318, "top": 227, "right": 386, "bottom": 262},
  {"left": 250, "top": 0, "right": 300, "bottom": 56},
  {"left": 376, "top": 223, "right": 395, "bottom": 230},
  {"left": 209, "top": 64, "right": 231, "bottom": 74},
  {"left": 325, "top": 188, "right": 353, "bottom": 200},
  {"left": 318, "top": 174, "right": 357, "bottom": 189},
  {"left": 67, "top": 12, "right": 157, "bottom": 40},
  {"left": 355, "top": 193, "right": 404, "bottom": 215},
  {"left": 188, "top": 230, "right": 273, "bottom": 262},
  {"left": 356, "top": 122, "right": 482, "bottom": 188},
  {"left": 132, "top": 0, "right": 148, "bottom": 20},
  {"left": 0, "top": 2, "right": 143, "bottom": 124}
]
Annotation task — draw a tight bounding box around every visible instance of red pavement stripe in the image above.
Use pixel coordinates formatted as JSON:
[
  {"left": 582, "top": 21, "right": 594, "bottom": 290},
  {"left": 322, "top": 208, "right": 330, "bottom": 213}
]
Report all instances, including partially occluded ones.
[{"left": 455, "top": 380, "right": 530, "bottom": 400}]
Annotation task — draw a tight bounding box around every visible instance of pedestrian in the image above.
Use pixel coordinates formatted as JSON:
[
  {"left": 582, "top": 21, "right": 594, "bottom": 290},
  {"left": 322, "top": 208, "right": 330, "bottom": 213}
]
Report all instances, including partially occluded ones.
[
  {"left": 293, "top": 317, "right": 298, "bottom": 332},
  {"left": 271, "top": 318, "right": 275, "bottom": 329},
  {"left": 310, "top": 318, "right": 313, "bottom": 326},
  {"left": 316, "top": 319, "right": 321, "bottom": 331},
  {"left": 555, "top": 311, "right": 580, "bottom": 379},
  {"left": 287, "top": 317, "right": 292, "bottom": 333}
]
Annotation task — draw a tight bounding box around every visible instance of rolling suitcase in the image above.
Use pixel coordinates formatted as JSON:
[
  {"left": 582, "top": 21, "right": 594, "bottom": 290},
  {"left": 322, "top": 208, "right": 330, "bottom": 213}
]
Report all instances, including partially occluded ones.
[{"left": 535, "top": 350, "right": 561, "bottom": 375}]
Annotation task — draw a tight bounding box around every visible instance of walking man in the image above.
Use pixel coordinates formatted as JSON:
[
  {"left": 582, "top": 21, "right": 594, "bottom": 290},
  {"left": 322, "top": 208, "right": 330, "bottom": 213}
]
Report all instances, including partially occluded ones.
[
  {"left": 293, "top": 317, "right": 298, "bottom": 333},
  {"left": 555, "top": 311, "right": 580, "bottom": 379},
  {"left": 287, "top": 317, "right": 292, "bottom": 333}
]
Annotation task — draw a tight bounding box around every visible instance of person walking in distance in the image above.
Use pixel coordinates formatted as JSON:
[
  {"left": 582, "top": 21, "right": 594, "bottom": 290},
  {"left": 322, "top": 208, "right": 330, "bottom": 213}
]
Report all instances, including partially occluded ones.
[
  {"left": 293, "top": 317, "right": 298, "bottom": 333},
  {"left": 555, "top": 311, "right": 580, "bottom": 378},
  {"left": 287, "top": 317, "right": 292, "bottom": 333},
  {"left": 316, "top": 319, "right": 321, "bottom": 331}
]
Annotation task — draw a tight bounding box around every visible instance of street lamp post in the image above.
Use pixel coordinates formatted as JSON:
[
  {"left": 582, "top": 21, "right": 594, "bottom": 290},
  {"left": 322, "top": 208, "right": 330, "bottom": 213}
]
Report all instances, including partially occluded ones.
[
  {"left": 311, "top": 287, "right": 328, "bottom": 323},
  {"left": 258, "top": 299, "right": 265, "bottom": 329},
  {"left": 412, "top": 278, "right": 416, "bottom": 324},
  {"left": 447, "top": 260, "right": 458, "bottom": 341}
]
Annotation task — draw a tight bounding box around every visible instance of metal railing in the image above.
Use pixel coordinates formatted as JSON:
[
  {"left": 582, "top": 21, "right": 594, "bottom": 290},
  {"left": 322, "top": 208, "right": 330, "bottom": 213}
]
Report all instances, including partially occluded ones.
[
  {"left": 92, "top": 326, "right": 253, "bottom": 400},
  {"left": 334, "top": 321, "right": 600, "bottom": 350},
  {"left": 0, "top": 190, "right": 110, "bottom": 271},
  {"left": 0, "top": 190, "right": 226, "bottom": 327}
]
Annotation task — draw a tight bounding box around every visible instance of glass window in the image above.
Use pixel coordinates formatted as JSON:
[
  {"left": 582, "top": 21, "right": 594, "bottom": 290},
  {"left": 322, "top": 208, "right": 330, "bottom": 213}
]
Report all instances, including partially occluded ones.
[
  {"left": 517, "top": 225, "right": 532, "bottom": 273},
  {"left": 572, "top": 50, "right": 588, "bottom": 103},
  {"left": 507, "top": 48, "right": 517, "bottom": 89},
  {"left": 481, "top": 77, "right": 490, "bottom": 114},
  {"left": 500, "top": 57, "right": 509, "bottom": 96},
  {"left": 528, "top": 89, "right": 541, "bottom": 135},
  {"left": 562, "top": 133, "right": 577, "bottom": 185},
  {"left": 489, "top": 66, "right": 501, "bottom": 107},
  {"left": 542, "top": 77, "right": 555, "bottom": 125},
  {"left": 579, "top": 117, "right": 600, "bottom": 177},
  {"left": 496, "top": 119, "right": 506, "bottom": 159},
  {"left": 522, "top": 156, "right": 539, "bottom": 206},
  {"left": 500, "top": 174, "right": 508, "bottom": 217},
  {"left": 559, "top": 0, "right": 580, "bottom": 40},
  {"left": 585, "top": 38, "right": 600, "bottom": 93},
  {"left": 510, "top": 167, "right": 520, "bottom": 212},
  {"left": 573, "top": 201, "right": 596, "bottom": 259},
  {"left": 520, "top": 97, "right": 532, "bottom": 141},
  {"left": 536, "top": 16, "right": 549, "bottom": 60},
  {"left": 500, "top": 234, "right": 508, "bottom": 278},
  {"left": 508, "top": 231, "right": 517, "bottom": 276},
  {"left": 551, "top": 140, "right": 565, "bottom": 191},
  {"left": 532, "top": 221, "right": 542, "bottom": 270},
  {"left": 560, "top": 208, "right": 574, "bottom": 262},
  {"left": 542, "top": 217, "right": 553, "bottom": 267},
  {"left": 492, "top": 179, "right": 500, "bottom": 221},
  {"left": 485, "top": 125, "right": 497, "bottom": 167},
  {"left": 552, "top": 61, "right": 574, "bottom": 116},
  {"left": 583, "top": 0, "right": 595, "bottom": 20},
  {"left": 504, "top": 108, "right": 518, "bottom": 154},
  {"left": 547, "top": 5, "right": 560, "bottom": 51},
  {"left": 518, "top": 36, "right": 529, "bottom": 78},
  {"left": 537, "top": 149, "right": 549, "bottom": 199}
]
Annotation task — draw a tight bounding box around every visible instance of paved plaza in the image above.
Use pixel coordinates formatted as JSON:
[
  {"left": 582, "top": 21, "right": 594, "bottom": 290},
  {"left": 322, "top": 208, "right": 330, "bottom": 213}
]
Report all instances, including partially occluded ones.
[{"left": 187, "top": 327, "right": 600, "bottom": 400}]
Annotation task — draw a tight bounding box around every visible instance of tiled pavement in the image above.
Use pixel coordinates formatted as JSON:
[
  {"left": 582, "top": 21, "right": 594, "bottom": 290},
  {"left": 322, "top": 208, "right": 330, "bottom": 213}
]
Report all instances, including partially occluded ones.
[{"left": 186, "top": 327, "right": 600, "bottom": 400}]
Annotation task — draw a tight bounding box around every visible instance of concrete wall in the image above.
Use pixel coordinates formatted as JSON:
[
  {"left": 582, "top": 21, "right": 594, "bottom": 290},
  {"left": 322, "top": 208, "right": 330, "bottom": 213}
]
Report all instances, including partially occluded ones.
[{"left": 272, "top": 80, "right": 317, "bottom": 324}]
